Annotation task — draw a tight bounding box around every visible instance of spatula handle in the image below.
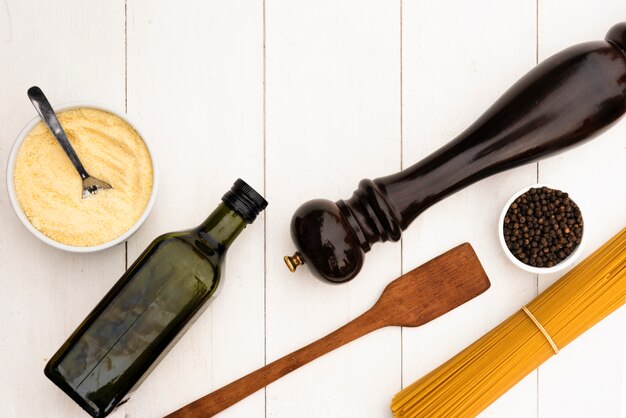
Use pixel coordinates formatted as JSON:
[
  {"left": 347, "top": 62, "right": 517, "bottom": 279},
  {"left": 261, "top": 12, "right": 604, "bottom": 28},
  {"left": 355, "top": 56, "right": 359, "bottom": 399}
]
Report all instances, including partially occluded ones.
[{"left": 165, "top": 310, "right": 383, "bottom": 418}]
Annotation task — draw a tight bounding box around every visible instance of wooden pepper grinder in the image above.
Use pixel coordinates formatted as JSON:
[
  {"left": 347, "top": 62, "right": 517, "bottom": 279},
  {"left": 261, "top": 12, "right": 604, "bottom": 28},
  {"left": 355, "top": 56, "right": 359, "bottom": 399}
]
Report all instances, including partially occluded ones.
[{"left": 284, "top": 22, "right": 626, "bottom": 283}]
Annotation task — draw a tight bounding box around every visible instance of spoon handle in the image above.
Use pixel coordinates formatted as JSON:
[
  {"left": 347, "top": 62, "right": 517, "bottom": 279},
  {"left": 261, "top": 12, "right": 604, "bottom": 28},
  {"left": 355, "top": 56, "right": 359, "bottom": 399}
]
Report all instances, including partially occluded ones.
[
  {"left": 165, "top": 308, "right": 384, "bottom": 418},
  {"left": 27, "top": 86, "right": 89, "bottom": 180}
]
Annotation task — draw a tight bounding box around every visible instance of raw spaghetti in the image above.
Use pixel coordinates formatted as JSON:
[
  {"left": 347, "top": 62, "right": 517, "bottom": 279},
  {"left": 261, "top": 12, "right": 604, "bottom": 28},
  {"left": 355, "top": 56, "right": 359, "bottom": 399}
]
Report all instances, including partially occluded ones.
[{"left": 391, "top": 226, "right": 626, "bottom": 417}]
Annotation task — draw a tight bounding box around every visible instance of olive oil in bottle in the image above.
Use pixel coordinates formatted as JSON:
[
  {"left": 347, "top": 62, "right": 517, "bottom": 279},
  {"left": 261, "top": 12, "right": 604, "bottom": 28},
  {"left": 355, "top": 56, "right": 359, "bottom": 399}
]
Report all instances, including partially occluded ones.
[{"left": 44, "top": 179, "right": 267, "bottom": 418}]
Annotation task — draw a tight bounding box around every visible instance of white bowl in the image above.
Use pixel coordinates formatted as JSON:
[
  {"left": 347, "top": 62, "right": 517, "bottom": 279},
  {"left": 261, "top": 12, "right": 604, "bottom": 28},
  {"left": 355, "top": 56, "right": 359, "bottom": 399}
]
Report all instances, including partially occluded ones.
[
  {"left": 498, "top": 183, "right": 585, "bottom": 274},
  {"left": 6, "top": 102, "right": 158, "bottom": 253}
]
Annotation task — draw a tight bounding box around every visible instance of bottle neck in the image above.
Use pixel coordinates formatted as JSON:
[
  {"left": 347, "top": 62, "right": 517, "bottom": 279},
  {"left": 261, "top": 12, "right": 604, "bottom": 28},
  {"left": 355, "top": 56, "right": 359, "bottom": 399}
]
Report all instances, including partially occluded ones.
[{"left": 197, "top": 203, "right": 248, "bottom": 250}]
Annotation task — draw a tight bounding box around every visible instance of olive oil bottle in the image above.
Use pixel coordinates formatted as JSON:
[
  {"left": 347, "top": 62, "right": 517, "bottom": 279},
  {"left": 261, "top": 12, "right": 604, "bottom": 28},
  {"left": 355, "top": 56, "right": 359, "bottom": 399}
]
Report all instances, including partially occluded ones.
[{"left": 45, "top": 179, "right": 267, "bottom": 418}]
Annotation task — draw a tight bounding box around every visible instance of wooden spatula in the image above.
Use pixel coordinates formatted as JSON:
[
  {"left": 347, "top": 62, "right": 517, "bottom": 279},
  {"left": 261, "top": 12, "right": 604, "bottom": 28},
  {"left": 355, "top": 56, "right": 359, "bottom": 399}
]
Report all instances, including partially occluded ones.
[{"left": 166, "top": 243, "right": 490, "bottom": 418}]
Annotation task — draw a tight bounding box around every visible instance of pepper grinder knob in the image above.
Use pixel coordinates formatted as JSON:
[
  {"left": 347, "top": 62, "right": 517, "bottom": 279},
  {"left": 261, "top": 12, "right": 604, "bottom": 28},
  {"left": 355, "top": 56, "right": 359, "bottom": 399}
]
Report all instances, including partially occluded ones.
[
  {"left": 284, "top": 252, "right": 304, "bottom": 272},
  {"left": 285, "top": 22, "right": 626, "bottom": 284},
  {"left": 286, "top": 199, "right": 365, "bottom": 283}
]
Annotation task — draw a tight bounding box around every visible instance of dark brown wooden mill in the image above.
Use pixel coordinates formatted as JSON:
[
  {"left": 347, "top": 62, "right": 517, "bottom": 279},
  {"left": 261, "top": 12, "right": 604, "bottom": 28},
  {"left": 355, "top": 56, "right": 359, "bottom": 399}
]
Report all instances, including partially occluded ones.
[{"left": 284, "top": 22, "right": 626, "bottom": 283}]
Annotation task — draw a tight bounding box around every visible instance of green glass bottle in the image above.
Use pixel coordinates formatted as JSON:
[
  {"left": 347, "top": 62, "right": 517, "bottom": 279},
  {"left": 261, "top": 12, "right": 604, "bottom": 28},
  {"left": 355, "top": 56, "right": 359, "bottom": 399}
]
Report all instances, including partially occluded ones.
[{"left": 45, "top": 179, "right": 267, "bottom": 418}]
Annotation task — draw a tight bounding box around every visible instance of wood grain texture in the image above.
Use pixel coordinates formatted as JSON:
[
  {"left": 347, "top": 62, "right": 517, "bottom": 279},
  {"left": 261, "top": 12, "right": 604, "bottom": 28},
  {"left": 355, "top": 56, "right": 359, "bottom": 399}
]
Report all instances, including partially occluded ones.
[
  {"left": 537, "top": 3, "right": 626, "bottom": 417},
  {"left": 123, "top": 1, "right": 265, "bottom": 417},
  {"left": 0, "top": 1, "right": 125, "bottom": 417},
  {"left": 166, "top": 243, "right": 490, "bottom": 418},
  {"left": 400, "top": 1, "right": 541, "bottom": 417},
  {"left": 264, "top": 1, "right": 402, "bottom": 417}
]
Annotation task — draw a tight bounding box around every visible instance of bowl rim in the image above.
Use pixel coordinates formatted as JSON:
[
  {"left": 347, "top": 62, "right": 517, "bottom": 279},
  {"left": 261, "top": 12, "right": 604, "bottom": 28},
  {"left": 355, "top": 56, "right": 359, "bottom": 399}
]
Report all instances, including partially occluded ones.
[
  {"left": 6, "top": 101, "right": 159, "bottom": 253},
  {"left": 497, "top": 183, "right": 585, "bottom": 275}
]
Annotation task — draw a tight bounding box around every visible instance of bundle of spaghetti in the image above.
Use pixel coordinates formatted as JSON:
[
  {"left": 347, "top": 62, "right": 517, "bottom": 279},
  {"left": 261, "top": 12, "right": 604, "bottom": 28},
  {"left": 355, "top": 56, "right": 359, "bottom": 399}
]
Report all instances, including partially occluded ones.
[{"left": 391, "top": 226, "right": 626, "bottom": 418}]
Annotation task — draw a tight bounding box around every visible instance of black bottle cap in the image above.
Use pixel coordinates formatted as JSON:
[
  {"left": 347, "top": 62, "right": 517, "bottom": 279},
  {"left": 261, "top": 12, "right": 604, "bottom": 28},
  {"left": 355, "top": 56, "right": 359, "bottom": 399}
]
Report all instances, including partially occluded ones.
[{"left": 222, "top": 179, "right": 268, "bottom": 224}]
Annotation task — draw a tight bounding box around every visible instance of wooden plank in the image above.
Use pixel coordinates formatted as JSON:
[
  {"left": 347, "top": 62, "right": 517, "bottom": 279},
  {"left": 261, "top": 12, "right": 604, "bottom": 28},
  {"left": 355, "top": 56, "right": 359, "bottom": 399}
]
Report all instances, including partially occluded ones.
[
  {"left": 123, "top": 1, "right": 265, "bottom": 417},
  {"left": 0, "top": 1, "right": 126, "bottom": 417},
  {"left": 536, "top": 6, "right": 626, "bottom": 417},
  {"left": 400, "top": 1, "right": 538, "bottom": 417},
  {"left": 264, "top": 0, "right": 401, "bottom": 416}
]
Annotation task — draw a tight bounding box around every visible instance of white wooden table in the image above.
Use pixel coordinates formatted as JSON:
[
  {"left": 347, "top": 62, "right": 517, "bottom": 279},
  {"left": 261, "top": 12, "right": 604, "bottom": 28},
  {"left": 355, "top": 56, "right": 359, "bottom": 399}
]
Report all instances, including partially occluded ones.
[{"left": 1, "top": 1, "right": 625, "bottom": 417}]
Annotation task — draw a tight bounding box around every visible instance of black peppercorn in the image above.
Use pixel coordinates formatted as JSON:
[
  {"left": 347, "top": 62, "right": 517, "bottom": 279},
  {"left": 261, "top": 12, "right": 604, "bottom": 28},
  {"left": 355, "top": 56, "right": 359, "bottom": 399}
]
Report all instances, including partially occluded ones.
[{"left": 503, "top": 187, "right": 583, "bottom": 268}]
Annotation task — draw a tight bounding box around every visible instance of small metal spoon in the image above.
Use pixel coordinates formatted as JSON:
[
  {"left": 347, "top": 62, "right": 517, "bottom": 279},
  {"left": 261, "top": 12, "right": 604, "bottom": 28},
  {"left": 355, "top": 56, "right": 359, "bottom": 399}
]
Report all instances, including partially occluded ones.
[{"left": 27, "top": 86, "right": 112, "bottom": 199}]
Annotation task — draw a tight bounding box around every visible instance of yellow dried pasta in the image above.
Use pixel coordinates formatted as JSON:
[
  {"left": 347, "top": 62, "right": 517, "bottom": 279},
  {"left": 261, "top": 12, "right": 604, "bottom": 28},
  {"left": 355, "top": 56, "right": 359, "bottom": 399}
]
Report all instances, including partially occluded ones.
[{"left": 392, "top": 227, "right": 626, "bottom": 417}]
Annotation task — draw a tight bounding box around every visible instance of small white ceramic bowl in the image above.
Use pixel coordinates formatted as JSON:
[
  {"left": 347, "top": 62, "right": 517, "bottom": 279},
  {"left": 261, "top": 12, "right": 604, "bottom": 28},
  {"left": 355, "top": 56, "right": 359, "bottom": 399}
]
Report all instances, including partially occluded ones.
[
  {"left": 6, "top": 102, "right": 158, "bottom": 253},
  {"left": 498, "top": 183, "right": 585, "bottom": 274}
]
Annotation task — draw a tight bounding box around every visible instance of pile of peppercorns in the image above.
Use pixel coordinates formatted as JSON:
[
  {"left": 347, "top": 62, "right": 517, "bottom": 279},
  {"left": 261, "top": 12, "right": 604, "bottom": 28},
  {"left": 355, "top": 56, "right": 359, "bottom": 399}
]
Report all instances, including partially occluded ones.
[{"left": 503, "top": 187, "right": 583, "bottom": 268}]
